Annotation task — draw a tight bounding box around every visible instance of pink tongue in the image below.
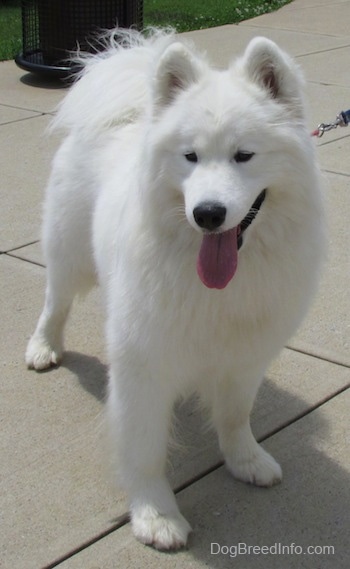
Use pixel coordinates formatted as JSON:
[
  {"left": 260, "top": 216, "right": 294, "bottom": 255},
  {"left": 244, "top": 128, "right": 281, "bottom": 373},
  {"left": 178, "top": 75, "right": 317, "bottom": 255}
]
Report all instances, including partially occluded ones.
[{"left": 197, "top": 227, "right": 238, "bottom": 289}]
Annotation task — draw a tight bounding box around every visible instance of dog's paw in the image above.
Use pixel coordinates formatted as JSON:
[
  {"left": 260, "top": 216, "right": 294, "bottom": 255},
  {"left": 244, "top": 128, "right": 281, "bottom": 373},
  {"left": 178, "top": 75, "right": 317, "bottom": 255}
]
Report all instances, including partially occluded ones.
[
  {"left": 132, "top": 507, "right": 192, "bottom": 550},
  {"left": 226, "top": 444, "right": 282, "bottom": 487},
  {"left": 25, "top": 336, "right": 62, "bottom": 371}
]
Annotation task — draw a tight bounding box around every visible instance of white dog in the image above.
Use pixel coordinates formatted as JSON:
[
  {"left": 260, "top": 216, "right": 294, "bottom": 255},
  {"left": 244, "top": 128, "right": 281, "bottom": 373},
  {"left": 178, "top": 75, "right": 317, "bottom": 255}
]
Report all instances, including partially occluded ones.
[{"left": 26, "top": 29, "right": 325, "bottom": 550}]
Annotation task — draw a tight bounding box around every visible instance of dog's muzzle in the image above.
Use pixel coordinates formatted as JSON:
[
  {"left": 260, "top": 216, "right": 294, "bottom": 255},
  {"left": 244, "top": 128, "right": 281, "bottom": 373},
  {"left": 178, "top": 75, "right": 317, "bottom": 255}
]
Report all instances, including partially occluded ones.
[{"left": 195, "top": 189, "right": 267, "bottom": 289}]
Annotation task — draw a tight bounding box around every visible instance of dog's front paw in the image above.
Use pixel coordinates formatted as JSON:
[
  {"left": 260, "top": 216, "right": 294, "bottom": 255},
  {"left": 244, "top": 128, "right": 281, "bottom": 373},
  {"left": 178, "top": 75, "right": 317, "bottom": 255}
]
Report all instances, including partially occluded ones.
[
  {"left": 226, "top": 444, "right": 282, "bottom": 487},
  {"left": 25, "top": 336, "right": 62, "bottom": 371},
  {"left": 132, "top": 506, "right": 192, "bottom": 550}
]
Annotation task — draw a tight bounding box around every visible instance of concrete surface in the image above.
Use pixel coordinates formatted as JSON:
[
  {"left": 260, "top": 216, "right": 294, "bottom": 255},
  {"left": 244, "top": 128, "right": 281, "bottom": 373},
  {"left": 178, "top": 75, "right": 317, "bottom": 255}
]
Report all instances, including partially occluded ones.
[
  {"left": 58, "top": 391, "right": 350, "bottom": 569},
  {"left": 1, "top": 1, "right": 349, "bottom": 568}
]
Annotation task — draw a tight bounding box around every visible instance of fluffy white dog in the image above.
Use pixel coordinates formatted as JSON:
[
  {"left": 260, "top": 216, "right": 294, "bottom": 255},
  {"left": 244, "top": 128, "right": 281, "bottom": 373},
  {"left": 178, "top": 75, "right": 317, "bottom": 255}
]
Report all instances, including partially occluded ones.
[{"left": 26, "top": 29, "right": 325, "bottom": 549}]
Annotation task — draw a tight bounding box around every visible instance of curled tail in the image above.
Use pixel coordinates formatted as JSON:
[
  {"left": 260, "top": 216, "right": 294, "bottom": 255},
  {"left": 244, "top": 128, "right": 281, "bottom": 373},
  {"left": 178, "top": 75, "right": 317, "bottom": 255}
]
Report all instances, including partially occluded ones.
[{"left": 51, "top": 28, "right": 177, "bottom": 135}]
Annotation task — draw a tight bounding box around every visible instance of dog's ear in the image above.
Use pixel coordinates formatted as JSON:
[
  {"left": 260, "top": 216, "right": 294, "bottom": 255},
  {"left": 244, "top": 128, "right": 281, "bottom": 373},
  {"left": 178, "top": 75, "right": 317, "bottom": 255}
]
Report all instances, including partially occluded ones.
[
  {"left": 238, "top": 37, "right": 304, "bottom": 108},
  {"left": 154, "top": 42, "right": 205, "bottom": 108}
]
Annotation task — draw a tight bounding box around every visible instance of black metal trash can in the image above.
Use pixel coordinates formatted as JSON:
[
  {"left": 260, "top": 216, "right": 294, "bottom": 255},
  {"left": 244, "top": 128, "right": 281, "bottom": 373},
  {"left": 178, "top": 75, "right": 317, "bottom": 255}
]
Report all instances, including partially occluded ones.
[{"left": 15, "top": 0, "right": 143, "bottom": 78}]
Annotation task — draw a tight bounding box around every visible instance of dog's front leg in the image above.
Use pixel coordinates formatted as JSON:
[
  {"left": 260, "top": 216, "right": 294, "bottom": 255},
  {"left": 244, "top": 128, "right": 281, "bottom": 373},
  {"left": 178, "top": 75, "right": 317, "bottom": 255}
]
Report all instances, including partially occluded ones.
[
  {"left": 212, "top": 369, "right": 282, "bottom": 487},
  {"left": 107, "top": 363, "right": 192, "bottom": 550}
]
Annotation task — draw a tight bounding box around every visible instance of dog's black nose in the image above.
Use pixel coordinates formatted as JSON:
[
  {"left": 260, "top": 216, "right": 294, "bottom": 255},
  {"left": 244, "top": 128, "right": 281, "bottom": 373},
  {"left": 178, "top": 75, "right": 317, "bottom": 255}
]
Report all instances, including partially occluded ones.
[{"left": 193, "top": 202, "right": 227, "bottom": 231}]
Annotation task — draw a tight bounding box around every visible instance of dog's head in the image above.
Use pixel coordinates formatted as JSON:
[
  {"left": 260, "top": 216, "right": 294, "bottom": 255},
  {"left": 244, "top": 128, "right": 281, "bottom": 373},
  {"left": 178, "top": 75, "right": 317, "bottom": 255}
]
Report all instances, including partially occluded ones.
[{"left": 146, "top": 37, "right": 311, "bottom": 289}]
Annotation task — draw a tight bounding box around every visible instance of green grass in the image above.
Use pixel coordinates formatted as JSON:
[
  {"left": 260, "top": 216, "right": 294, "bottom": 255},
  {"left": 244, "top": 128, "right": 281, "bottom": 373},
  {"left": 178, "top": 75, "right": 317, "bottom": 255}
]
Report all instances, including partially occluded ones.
[
  {"left": 0, "top": 0, "right": 22, "bottom": 61},
  {"left": 0, "top": 0, "right": 292, "bottom": 61},
  {"left": 144, "top": 0, "right": 292, "bottom": 32}
]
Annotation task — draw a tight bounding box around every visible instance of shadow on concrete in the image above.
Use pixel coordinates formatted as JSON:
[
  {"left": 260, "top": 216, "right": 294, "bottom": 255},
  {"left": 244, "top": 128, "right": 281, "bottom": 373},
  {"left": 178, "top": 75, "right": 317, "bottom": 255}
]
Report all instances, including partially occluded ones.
[{"left": 63, "top": 350, "right": 108, "bottom": 402}]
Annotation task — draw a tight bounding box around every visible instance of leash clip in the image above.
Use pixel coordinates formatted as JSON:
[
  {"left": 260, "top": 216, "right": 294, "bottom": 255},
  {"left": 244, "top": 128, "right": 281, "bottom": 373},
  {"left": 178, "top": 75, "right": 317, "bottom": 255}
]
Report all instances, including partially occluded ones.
[
  {"left": 314, "top": 109, "right": 350, "bottom": 137},
  {"left": 316, "top": 120, "right": 339, "bottom": 138}
]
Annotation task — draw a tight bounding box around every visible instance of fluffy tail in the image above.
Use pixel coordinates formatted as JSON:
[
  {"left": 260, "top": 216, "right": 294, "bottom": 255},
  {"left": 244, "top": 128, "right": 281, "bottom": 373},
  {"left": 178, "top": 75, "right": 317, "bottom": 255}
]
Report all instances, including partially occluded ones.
[{"left": 51, "top": 28, "right": 177, "bottom": 135}]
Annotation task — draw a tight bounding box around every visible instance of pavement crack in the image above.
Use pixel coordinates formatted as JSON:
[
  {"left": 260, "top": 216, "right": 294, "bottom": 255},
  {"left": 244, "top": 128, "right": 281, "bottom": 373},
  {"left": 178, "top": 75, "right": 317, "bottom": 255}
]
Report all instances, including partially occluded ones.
[{"left": 42, "top": 514, "right": 130, "bottom": 569}]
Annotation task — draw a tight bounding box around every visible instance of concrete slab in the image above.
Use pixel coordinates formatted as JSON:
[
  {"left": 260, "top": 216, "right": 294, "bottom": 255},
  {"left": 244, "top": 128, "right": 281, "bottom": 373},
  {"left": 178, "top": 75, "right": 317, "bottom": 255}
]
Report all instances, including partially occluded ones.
[
  {"left": 0, "top": 104, "right": 42, "bottom": 126},
  {"left": 241, "top": 2, "right": 350, "bottom": 38},
  {"left": 181, "top": 24, "right": 348, "bottom": 69},
  {"left": 2, "top": 253, "right": 349, "bottom": 569},
  {"left": 289, "top": 172, "right": 350, "bottom": 366},
  {"left": 0, "top": 114, "right": 61, "bottom": 252},
  {"left": 58, "top": 390, "right": 350, "bottom": 569},
  {"left": 298, "top": 46, "right": 350, "bottom": 89},
  {"left": 0, "top": 256, "right": 114, "bottom": 569},
  {"left": 0, "top": 60, "right": 67, "bottom": 113},
  {"left": 318, "top": 135, "right": 350, "bottom": 176}
]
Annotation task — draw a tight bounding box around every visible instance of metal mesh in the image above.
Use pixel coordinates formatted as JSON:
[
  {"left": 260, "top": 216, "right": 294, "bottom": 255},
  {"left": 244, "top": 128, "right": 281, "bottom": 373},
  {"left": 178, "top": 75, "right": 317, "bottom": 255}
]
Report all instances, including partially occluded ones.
[{"left": 19, "top": 0, "right": 143, "bottom": 69}]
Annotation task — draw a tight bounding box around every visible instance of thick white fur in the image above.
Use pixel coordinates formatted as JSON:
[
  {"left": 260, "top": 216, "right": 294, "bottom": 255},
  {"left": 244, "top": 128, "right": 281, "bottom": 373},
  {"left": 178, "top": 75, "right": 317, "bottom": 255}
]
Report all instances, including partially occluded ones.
[{"left": 26, "top": 29, "right": 325, "bottom": 550}]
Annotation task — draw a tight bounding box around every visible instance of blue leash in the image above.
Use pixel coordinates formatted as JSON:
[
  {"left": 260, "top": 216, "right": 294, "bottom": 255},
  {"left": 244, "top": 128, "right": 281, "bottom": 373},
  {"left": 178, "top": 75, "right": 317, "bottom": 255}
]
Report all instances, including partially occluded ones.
[{"left": 312, "top": 108, "right": 350, "bottom": 137}]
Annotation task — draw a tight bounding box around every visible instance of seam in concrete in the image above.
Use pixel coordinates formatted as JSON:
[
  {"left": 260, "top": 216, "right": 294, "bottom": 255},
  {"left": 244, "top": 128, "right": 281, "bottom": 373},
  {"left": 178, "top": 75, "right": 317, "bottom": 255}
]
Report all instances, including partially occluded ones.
[
  {"left": 4, "top": 252, "right": 45, "bottom": 268},
  {"left": 295, "top": 43, "right": 350, "bottom": 59},
  {"left": 318, "top": 134, "right": 350, "bottom": 148},
  {"left": 241, "top": 22, "right": 350, "bottom": 40},
  {"left": 323, "top": 169, "right": 350, "bottom": 178},
  {"left": 0, "top": 113, "right": 53, "bottom": 128},
  {"left": 286, "top": 345, "right": 350, "bottom": 369},
  {"left": 3, "top": 240, "right": 40, "bottom": 253},
  {"left": 0, "top": 102, "right": 57, "bottom": 115},
  {"left": 0, "top": 114, "right": 46, "bottom": 127},
  {"left": 42, "top": 514, "right": 129, "bottom": 569}
]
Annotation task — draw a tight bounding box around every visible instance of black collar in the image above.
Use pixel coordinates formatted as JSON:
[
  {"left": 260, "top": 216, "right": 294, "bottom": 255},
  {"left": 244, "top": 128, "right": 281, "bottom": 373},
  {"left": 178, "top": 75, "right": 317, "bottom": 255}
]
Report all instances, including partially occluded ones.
[{"left": 238, "top": 189, "right": 267, "bottom": 249}]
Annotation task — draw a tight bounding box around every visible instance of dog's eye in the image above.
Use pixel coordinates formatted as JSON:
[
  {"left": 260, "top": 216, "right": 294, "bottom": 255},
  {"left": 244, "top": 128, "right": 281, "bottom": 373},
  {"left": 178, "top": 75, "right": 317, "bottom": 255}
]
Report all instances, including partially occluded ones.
[
  {"left": 234, "top": 151, "right": 255, "bottom": 163},
  {"left": 184, "top": 152, "right": 198, "bottom": 163}
]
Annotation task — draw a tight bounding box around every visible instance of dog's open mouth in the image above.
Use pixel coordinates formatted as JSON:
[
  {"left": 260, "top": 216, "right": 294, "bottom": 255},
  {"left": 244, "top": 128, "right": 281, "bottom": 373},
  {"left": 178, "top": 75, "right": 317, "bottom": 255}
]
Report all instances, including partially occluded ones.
[{"left": 197, "top": 189, "right": 267, "bottom": 290}]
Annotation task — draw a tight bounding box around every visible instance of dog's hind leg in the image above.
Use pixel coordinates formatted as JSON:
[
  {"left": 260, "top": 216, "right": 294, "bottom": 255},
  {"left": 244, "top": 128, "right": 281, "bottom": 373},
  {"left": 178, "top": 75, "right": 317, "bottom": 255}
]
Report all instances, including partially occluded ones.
[
  {"left": 212, "top": 370, "right": 282, "bottom": 487},
  {"left": 25, "top": 261, "right": 82, "bottom": 371},
  {"left": 26, "top": 236, "right": 97, "bottom": 370},
  {"left": 26, "top": 139, "right": 97, "bottom": 370}
]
